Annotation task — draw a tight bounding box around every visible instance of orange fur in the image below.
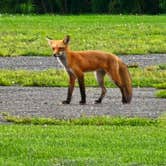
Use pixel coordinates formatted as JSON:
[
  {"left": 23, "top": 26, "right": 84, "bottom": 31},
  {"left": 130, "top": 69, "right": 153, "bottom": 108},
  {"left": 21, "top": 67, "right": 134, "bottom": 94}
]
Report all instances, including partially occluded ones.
[{"left": 47, "top": 36, "right": 132, "bottom": 104}]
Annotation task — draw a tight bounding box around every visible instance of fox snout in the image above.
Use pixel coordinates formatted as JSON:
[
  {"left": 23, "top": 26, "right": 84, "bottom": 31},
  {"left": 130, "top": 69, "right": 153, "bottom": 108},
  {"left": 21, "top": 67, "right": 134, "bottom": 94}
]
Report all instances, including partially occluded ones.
[
  {"left": 53, "top": 53, "right": 57, "bottom": 57},
  {"left": 53, "top": 51, "right": 64, "bottom": 57}
]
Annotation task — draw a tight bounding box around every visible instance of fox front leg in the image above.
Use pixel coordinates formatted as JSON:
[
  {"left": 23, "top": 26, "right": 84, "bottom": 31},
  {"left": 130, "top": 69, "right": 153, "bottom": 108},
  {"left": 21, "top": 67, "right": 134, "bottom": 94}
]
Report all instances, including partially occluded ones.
[
  {"left": 77, "top": 76, "right": 86, "bottom": 105},
  {"left": 62, "top": 73, "right": 76, "bottom": 104}
]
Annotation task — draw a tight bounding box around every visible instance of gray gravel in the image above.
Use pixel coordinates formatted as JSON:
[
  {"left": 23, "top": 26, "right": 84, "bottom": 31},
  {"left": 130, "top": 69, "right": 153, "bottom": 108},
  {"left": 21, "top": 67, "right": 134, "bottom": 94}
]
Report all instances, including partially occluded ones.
[
  {"left": 0, "top": 56, "right": 58, "bottom": 70},
  {"left": 120, "top": 54, "right": 166, "bottom": 67},
  {"left": 0, "top": 54, "right": 165, "bottom": 70},
  {"left": 0, "top": 87, "right": 165, "bottom": 122}
]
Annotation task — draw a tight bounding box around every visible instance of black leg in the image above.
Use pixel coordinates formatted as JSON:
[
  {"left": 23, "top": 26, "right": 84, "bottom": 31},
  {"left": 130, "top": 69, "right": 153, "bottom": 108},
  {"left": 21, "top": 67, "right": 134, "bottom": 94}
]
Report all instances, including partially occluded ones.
[
  {"left": 62, "top": 74, "right": 76, "bottom": 104},
  {"left": 62, "top": 87, "right": 72, "bottom": 104},
  {"left": 78, "top": 76, "right": 86, "bottom": 105}
]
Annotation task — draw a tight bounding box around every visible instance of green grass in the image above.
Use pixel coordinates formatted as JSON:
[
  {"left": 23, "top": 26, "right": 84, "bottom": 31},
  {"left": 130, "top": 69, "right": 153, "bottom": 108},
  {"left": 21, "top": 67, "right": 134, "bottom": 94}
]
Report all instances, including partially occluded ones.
[
  {"left": 0, "top": 119, "right": 166, "bottom": 165},
  {"left": 153, "top": 69, "right": 166, "bottom": 97},
  {"left": 1, "top": 114, "right": 166, "bottom": 166},
  {"left": 2, "top": 113, "right": 158, "bottom": 126},
  {"left": 154, "top": 83, "right": 166, "bottom": 89},
  {"left": 155, "top": 90, "right": 166, "bottom": 98},
  {"left": 0, "top": 66, "right": 165, "bottom": 88},
  {"left": 158, "top": 64, "right": 166, "bottom": 70},
  {"left": 0, "top": 15, "right": 166, "bottom": 56}
]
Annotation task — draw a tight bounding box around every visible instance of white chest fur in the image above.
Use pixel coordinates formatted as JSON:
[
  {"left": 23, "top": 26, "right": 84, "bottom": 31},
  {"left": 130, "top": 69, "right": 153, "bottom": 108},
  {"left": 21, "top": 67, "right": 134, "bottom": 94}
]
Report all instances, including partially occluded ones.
[
  {"left": 57, "top": 54, "right": 75, "bottom": 75},
  {"left": 57, "top": 54, "right": 67, "bottom": 68}
]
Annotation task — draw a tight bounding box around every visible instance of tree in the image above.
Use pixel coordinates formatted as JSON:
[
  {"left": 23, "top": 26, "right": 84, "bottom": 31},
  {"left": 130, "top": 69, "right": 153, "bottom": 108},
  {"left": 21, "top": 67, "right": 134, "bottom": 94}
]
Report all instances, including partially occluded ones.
[
  {"left": 159, "top": 0, "right": 166, "bottom": 13},
  {"left": 91, "top": 0, "right": 109, "bottom": 13},
  {"left": 144, "top": 0, "right": 160, "bottom": 14},
  {"left": 0, "top": 0, "right": 164, "bottom": 14}
]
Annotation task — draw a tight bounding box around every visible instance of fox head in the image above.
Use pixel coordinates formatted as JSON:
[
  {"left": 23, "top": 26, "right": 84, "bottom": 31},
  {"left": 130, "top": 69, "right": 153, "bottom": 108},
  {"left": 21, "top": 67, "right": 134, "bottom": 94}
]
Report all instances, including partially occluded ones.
[{"left": 47, "top": 35, "right": 70, "bottom": 57}]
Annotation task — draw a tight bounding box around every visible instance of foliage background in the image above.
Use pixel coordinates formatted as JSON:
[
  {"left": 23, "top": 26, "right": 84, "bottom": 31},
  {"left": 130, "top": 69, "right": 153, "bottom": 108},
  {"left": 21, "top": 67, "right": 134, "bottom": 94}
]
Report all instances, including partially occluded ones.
[{"left": 0, "top": 0, "right": 165, "bottom": 14}]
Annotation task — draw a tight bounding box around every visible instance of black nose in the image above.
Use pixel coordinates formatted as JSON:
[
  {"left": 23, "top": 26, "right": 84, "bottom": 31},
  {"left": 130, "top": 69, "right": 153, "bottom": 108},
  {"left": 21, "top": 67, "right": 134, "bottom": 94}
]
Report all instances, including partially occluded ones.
[{"left": 53, "top": 54, "right": 57, "bottom": 57}]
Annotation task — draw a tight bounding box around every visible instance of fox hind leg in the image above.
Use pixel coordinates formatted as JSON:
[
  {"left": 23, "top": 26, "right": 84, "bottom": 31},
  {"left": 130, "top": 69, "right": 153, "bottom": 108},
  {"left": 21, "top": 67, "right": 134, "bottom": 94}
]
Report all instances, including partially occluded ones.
[
  {"left": 106, "top": 67, "right": 128, "bottom": 104},
  {"left": 94, "top": 69, "right": 107, "bottom": 104}
]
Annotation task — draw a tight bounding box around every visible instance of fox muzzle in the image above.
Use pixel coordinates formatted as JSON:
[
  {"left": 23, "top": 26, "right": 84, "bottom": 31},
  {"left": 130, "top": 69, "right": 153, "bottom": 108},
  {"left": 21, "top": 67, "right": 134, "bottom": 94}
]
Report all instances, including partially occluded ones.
[
  {"left": 53, "top": 53, "right": 58, "bottom": 57},
  {"left": 53, "top": 51, "right": 64, "bottom": 57}
]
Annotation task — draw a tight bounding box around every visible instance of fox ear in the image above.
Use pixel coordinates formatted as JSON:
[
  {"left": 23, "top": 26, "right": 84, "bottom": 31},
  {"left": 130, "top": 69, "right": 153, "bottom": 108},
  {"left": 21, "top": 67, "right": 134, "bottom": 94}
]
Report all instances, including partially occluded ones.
[
  {"left": 63, "top": 35, "right": 70, "bottom": 45},
  {"left": 46, "top": 36, "right": 53, "bottom": 45}
]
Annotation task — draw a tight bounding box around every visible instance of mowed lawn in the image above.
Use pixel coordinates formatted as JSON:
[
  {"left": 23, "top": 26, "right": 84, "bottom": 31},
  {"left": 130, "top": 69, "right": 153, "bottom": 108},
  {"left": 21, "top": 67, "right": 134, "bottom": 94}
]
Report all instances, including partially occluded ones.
[
  {"left": 0, "top": 67, "right": 165, "bottom": 88},
  {"left": 0, "top": 15, "right": 165, "bottom": 56},
  {"left": 0, "top": 15, "right": 166, "bottom": 166},
  {"left": 0, "top": 124, "right": 166, "bottom": 166}
]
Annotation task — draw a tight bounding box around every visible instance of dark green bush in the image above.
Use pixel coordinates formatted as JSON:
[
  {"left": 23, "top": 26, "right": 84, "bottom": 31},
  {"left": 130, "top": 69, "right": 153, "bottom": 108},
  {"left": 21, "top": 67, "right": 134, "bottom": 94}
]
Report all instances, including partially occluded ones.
[{"left": 0, "top": 0, "right": 165, "bottom": 14}]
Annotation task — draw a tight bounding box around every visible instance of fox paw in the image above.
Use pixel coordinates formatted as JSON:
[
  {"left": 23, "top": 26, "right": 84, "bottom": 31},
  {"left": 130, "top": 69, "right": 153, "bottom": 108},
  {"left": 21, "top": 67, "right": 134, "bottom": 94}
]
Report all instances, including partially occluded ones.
[
  {"left": 94, "top": 99, "right": 102, "bottom": 104},
  {"left": 79, "top": 100, "right": 86, "bottom": 105},
  {"left": 62, "top": 100, "right": 70, "bottom": 104},
  {"left": 122, "top": 99, "right": 129, "bottom": 104}
]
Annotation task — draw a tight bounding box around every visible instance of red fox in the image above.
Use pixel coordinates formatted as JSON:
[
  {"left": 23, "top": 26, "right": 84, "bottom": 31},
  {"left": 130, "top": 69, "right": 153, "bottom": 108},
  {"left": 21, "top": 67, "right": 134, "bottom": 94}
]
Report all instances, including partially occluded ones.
[{"left": 47, "top": 35, "right": 132, "bottom": 105}]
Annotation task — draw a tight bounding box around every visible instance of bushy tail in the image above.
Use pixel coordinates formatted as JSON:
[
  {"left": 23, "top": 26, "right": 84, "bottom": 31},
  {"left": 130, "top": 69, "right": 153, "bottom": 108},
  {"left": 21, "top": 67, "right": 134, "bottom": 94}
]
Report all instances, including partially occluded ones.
[{"left": 119, "top": 62, "right": 132, "bottom": 104}]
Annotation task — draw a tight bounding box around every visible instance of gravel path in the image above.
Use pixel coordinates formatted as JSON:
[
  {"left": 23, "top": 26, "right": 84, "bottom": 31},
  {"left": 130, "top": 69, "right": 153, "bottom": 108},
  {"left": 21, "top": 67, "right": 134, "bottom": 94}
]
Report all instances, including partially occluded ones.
[
  {"left": 0, "top": 87, "right": 165, "bottom": 122},
  {"left": 0, "top": 54, "right": 165, "bottom": 70},
  {"left": 0, "top": 54, "right": 165, "bottom": 122}
]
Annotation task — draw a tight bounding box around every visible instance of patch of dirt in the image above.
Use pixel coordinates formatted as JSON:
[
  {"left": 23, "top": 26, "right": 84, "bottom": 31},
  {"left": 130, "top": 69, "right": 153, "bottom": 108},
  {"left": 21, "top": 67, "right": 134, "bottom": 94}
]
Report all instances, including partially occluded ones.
[{"left": 0, "top": 87, "right": 165, "bottom": 122}]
